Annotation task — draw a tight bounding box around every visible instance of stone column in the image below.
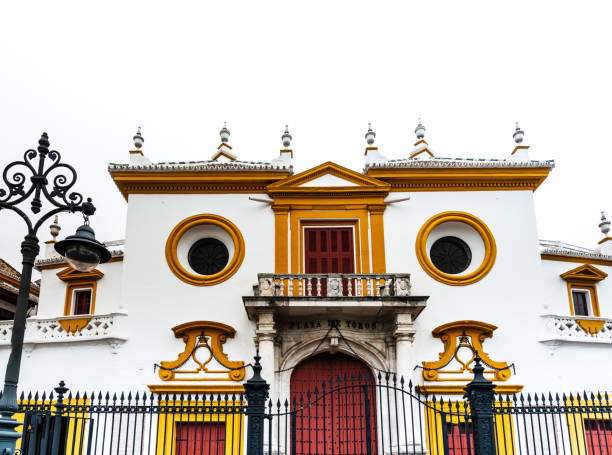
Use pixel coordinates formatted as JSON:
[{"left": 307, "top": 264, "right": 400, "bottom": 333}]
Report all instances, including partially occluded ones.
[
  {"left": 394, "top": 311, "right": 416, "bottom": 380},
  {"left": 256, "top": 310, "right": 277, "bottom": 400},
  {"left": 394, "top": 310, "right": 417, "bottom": 455}
]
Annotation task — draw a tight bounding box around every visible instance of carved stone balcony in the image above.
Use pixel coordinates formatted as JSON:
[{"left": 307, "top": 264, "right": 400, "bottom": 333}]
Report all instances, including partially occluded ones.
[
  {"left": 245, "top": 273, "right": 426, "bottom": 319},
  {"left": 0, "top": 313, "right": 128, "bottom": 354},
  {"left": 253, "top": 273, "right": 411, "bottom": 298},
  {"left": 540, "top": 314, "right": 612, "bottom": 345}
]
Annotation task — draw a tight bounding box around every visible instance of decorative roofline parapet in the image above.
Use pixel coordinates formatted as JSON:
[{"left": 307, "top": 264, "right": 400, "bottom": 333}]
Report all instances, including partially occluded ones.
[
  {"left": 109, "top": 160, "right": 293, "bottom": 173},
  {"left": 365, "top": 158, "right": 555, "bottom": 170}
]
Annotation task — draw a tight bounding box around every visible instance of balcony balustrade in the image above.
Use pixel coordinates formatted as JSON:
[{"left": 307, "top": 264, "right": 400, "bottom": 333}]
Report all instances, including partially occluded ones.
[
  {"left": 253, "top": 273, "right": 411, "bottom": 297},
  {"left": 540, "top": 314, "right": 612, "bottom": 344},
  {"left": 0, "top": 312, "right": 127, "bottom": 352}
]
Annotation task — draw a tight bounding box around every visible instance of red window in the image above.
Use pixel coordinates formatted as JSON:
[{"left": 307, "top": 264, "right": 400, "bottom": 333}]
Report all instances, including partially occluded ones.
[
  {"left": 572, "top": 290, "right": 590, "bottom": 316},
  {"left": 446, "top": 422, "right": 474, "bottom": 455},
  {"left": 304, "top": 227, "right": 355, "bottom": 274},
  {"left": 72, "top": 289, "right": 92, "bottom": 315},
  {"left": 175, "top": 422, "right": 225, "bottom": 455},
  {"left": 585, "top": 419, "right": 612, "bottom": 455},
  {"left": 304, "top": 227, "right": 355, "bottom": 296},
  {"left": 290, "top": 352, "right": 377, "bottom": 455}
]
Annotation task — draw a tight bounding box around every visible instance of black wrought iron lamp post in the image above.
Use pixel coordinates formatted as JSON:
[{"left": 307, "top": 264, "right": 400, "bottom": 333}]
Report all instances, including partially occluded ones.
[{"left": 0, "top": 133, "right": 110, "bottom": 453}]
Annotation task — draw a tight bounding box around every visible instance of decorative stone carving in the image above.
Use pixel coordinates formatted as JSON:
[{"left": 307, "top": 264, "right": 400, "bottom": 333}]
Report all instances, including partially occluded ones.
[
  {"left": 421, "top": 320, "right": 511, "bottom": 382},
  {"left": 158, "top": 321, "right": 245, "bottom": 382},
  {"left": 394, "top": 274, "right": 411, "bottom": 296},
  {"left": 327, "top": 276, "right": 342, "bottom": 296}
]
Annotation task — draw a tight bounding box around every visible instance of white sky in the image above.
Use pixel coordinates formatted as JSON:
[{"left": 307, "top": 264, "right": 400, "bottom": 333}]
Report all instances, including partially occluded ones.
[{"left": 0, "top": 1, "right": 610, "bottom": 272}]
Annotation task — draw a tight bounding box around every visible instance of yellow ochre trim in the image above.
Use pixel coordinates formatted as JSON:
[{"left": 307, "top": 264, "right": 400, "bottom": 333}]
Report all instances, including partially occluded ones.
[
  {"left": 541, "top": 253, "right": 612, "bottom": 266},
  {"left": 425, "top": 400, "right": 514, "bottom": 455},
  {"left": 63, "top": 282, "right": 97, "bottom": 316},
  {"left": 148, "top": 384, "right": 244, "bottom": 393},
  {"left": 156, "top": 397, "right": 244, "bottom": 455},
  {"left": 110, "top": 170, "right": 290, "bottom": 200},
  {"left": 268, "top": 161, "right": 390, "bottom": 191},
  {"left": 369, "top": 204, "right": 387, "bottom": 273},
  {"left": 422, "top": 320, "right": 510, "bottom": 382},
  {"left": 158, "top": 321, "right": 245, "bottom": 382},
  {"left": 576, "top": 319, "right": 606, "bottom": 336},
  {"left": 291, "top": 212, "right": 369, "bottom": 274},
  {"left": 561, "top": 264, "right": 607, "bottom": 317},
  {"left": 566, "top": 283, "right": 601, "bottom": 317},
  {"left": 599, "top": 236, "right": 612, "bottom": 244},
  {"left": 366, "top": 167, "right": 551, "bottom": 192},
  {"left": 564, "top": 396, "right": 611, "bottom": 455},
  {"left": 417, "top": 384, "right": 524, "bottom": 395},
  {"left": 129, "top": 150, "right": 144, "bottom": 155},
  {"left": 36, "top": 256, "right": 123, "bottom": 271},
  {"left": 273, "top": 205, "right": 290, "bottom": 273},
  {"left": 165, "top": 214, "right": 245, "bottom": 286},
  {"left": 415, "top": 211, "right": 496, "bottom": 286},
  {"left": 560, "top": 264, "right": 608, "bottom": 282},
  {"left": 57, "top": 267, "right": 103, "bottom": 333}
]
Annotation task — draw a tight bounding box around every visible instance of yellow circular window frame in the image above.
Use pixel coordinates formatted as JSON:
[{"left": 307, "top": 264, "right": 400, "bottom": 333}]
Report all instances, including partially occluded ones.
[
  {"left": 415, "top": 211, "right": 496, "bottom": 286},
  {"left": 165, "top": 214, "right": 245, "bottom": 286}
]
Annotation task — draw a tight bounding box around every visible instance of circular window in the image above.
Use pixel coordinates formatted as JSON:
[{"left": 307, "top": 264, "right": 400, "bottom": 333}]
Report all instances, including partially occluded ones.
[
  {"left": 188, "top": 238, "right": 230, "bottom": 275},
  {"left": 430, "top": 236, "right": 472, "bottom": 274},
  {"left": 415, "top": 211, "right": 496, "bottom": 286},
  {"left": 165, "top": 214, "right": 245, "bottom": 286}
]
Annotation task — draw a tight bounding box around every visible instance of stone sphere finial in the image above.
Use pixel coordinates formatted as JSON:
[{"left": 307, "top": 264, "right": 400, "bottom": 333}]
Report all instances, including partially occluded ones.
[
  {"left": 133, "top": 127, "right": 144, "bottom": 149},
  {"left": 281, "top": 125, "right": 292, "bottom": 149},
  {"left": 220, "top": 122, "right": 230, "bottom": 143},
  {"left": 513, "top": 122, "right": 525, "bottom": 145},
  {"left": 600, "top": 211, "right": 611, "bottom": 235},
  {"left": 365, "top": 123, "right": 376, "bottom": 145},
  {"left": 50, "top": 215, "right": 61, "bottom": 241},
  {"left": 415, "top": 119, "right": 425, "bottom": 140}
]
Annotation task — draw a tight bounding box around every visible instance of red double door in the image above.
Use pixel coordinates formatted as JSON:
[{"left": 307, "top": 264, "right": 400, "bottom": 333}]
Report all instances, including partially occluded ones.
[
  {"left": 290, "top": 352, "right": 377, "bottom": 455},
  {"left": 305, "top": 227, "right": 355, "bottom": 296}
]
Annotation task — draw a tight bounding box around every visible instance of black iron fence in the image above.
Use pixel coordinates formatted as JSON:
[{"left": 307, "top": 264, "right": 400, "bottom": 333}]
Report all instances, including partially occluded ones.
[{"left": 12, "top": 357, "right": 612, "bottom": 454}]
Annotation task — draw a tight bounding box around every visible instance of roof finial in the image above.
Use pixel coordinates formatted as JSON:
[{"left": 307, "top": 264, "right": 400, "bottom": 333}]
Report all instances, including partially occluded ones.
[
  {"left": 600, "top": 211, "right": 611, "bottom": 235},
  {"left": 415, "top": 119, "right": 425, "bottom": 140},
  {"left": 133, "top": 127, "right": 144, "bottom": 149},
  {"left": 513, "top": 122, "right": 524, "bottom": 145},
  {"left": 281, "top": 125, "right": 292, "bottom": 149},
  {"left": 49, "top": 215, "right": 61, "bottom": 242},
  {"left": 220, "top": 122, "right": 230, "bottom": 143},
  {"left": 365, "top": 123, "right": 376, "bottom": 146}
]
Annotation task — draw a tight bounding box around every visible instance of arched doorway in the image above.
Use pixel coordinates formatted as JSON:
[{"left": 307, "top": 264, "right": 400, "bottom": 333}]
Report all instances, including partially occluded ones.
[{"left": 290, "top": 352, "right": 377, "bottom": 454}]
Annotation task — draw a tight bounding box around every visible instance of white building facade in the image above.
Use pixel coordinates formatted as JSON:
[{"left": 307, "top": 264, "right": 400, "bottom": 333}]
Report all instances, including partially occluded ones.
[{"left": 2, "top": 123, "right": 612, "bottom": 452}]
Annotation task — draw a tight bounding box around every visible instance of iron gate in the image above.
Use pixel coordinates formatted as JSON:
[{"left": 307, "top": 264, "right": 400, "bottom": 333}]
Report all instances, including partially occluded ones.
[{"left": 15, "top": 355, "right": 612, "bottom": 454}]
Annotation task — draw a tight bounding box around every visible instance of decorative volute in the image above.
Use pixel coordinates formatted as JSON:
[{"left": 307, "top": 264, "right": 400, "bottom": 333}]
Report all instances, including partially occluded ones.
[
  {"left": 129, "top": 126, "right": 151, "bottom": 166},
  {"left": 364, "top": 123, "right": 387, "bottom": 164},
  {"left": 212, "top": 122, "right": 237, "bottom": 162},
  {"left": 409, "top": 119, "right": 434, "bottom": 160},
  {"left": 597, "top": 211, "right": 612, "bottom": 255},
  {"left": 509, "top": 122, "right": 530, "bottom": 161}
]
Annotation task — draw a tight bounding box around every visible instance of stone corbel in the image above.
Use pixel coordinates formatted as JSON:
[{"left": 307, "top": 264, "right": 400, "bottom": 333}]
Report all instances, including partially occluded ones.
[
  {"left": 394, "top": 312, "right": 416, "bottom": 343},
  {"left": 255, "top": 310, "right": 277, "bottom": 344}
]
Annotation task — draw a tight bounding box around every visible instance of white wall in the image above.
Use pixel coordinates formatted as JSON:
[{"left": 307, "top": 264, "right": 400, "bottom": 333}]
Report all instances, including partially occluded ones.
[{"left": 4, "top": 186, "right": 612, "bottom": 396}]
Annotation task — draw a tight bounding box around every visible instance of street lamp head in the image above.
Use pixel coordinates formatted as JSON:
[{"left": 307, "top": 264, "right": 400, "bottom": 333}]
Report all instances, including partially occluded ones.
[{"left": 55, "top": 224, "right": 111, "bottom": 272}]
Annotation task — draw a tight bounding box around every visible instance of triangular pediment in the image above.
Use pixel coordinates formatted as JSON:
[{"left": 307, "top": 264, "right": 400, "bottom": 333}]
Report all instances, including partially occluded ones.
[
  {"left": 267, "top": 161, "right": 389, "bottom": 193},
  {"left": 57, "top": 267, "right": 104, "bottom": 282},
  {"left": 560, "top": 264, "right": 608, "bottom": 282}
]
